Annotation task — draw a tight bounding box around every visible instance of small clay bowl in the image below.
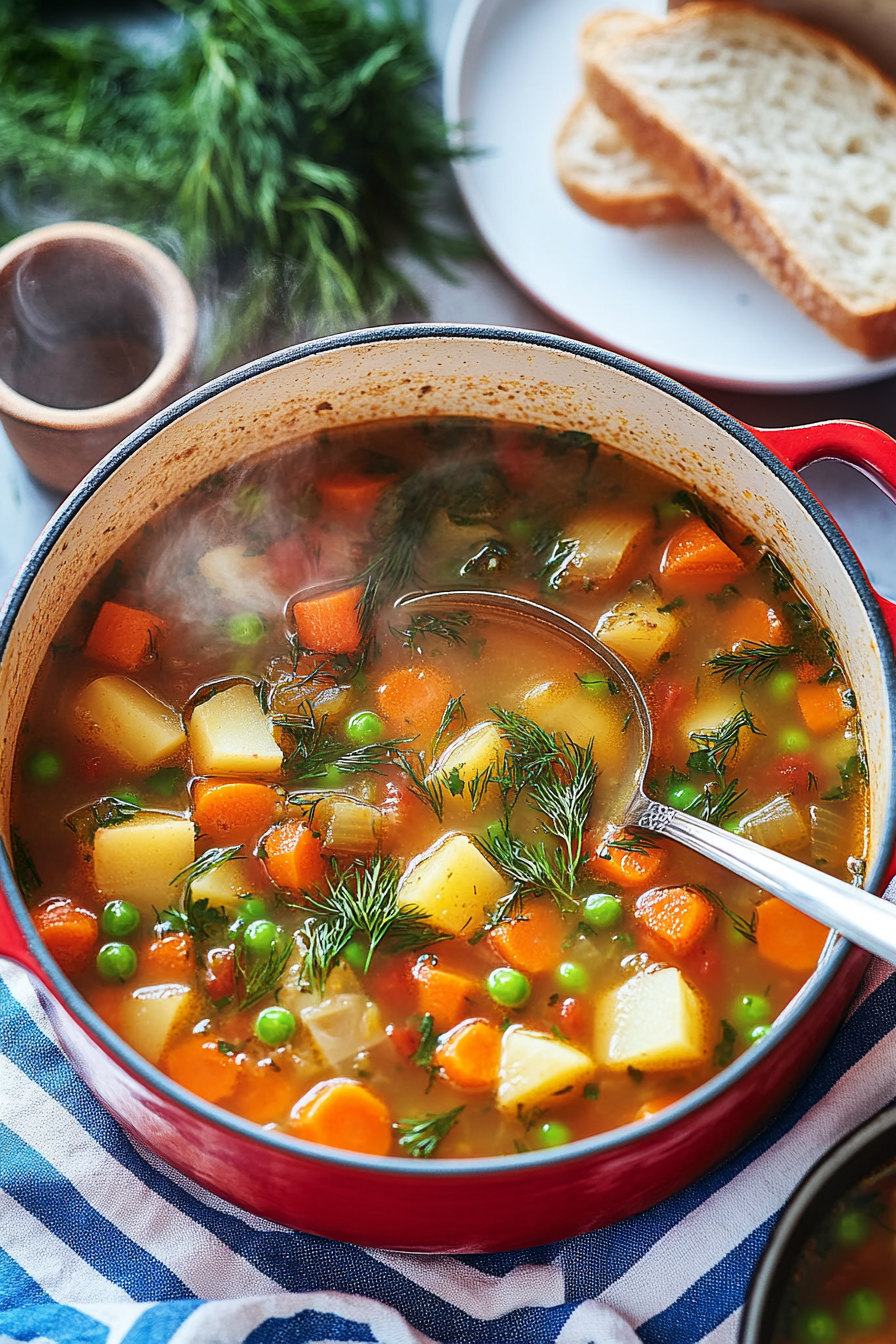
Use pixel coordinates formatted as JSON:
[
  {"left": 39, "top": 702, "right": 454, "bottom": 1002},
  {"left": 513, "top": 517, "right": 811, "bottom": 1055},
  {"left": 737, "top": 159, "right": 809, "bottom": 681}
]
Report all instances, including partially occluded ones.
[{"left": 0, "top": 221, "right": 197, "bottom": 493}]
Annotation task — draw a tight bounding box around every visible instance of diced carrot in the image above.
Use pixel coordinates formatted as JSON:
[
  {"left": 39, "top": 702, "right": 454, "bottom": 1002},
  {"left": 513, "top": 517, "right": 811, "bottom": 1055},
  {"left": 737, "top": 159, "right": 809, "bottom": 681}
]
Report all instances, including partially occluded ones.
[
  {"left": 292, "top": 584, "right": 365, "bottom": 655},
  {"left": 316, "top": 471, "right": 394, "bottom": 516},
  {"left": 661, "top": 518, "right": 745, "bottom": 577},
  {"left": 721, "top": 597, "right": 787, "bottom": 649},
  {"left": 144, "top": 932, "right": 195, "bottom": 977},
  {"left": 434, "top": 1019, "right": 502, "bottom": 1091},
  {"left": 377, "top": 664, "right": 453, "bottom": 739},
  {"left": 487, "top": 900, "right": 565, "bottom": 975},
  {"left": 584, "top": 830, "right": 667, "bottom": 889},
  {"left": 756, "top": 896, "right": 829, "bottom": 971},
  {"left": 413, "top": 958, "right": 479, "bottom": 1031},
  {"left": 288, "top": 1078, "right": 393, "bottom": 1156},
  {"left": 205, "top": 947, "right": 235, "bottom": 1001},
  {"left": 796, "top": 683, "right": 855, "bottom": 735},
  {"left": 230, "top": 1058, "right": 296, "bottom": 1125},
  {"left": 85, "top": 601, "right": 167, "bottom": 671},
  {"left": 165, "top": 1036, "right": 240, "bottom": 1103},
  {"left": 633, "top": 885, "right": 714, "bottom": 956},
  {"left": 261, "top": 818, "right": 328, "bottom": 891},
  {"left": 31, "top": 897, "right": 98, "bottom": 976},
  {"left": 193, "top": 779, "right": 280, "bottom": 845}
]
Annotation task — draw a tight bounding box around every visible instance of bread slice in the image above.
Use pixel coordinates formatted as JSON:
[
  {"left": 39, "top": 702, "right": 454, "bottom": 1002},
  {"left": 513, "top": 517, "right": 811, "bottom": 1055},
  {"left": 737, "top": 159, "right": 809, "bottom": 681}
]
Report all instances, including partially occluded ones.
[
  {"left": 555, "top": 12, "right": 692, "bottom": 227},
  {"left": 583, "top": 1, "right": 896, "bottom": 357}
]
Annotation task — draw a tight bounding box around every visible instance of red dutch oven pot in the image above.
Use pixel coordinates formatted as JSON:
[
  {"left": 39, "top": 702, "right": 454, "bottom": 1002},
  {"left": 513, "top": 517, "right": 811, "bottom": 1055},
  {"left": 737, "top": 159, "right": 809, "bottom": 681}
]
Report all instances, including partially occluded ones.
[{"left": 2, "top": 326, "right": 896, "bottom": 1254}]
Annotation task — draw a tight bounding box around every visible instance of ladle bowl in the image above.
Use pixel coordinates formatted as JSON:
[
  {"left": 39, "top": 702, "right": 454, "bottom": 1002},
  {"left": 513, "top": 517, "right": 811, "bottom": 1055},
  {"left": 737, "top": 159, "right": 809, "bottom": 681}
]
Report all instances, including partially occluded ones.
[{"left": 396, "top": 588, "right": 896, "bottom": 966}]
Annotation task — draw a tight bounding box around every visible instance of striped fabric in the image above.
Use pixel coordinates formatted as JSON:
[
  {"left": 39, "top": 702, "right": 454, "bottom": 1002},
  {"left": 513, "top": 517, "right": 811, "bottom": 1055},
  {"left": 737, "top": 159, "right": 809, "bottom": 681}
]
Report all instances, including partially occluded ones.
[{"left": 3, "top": 947, "right": 896, "bottom": 1344}]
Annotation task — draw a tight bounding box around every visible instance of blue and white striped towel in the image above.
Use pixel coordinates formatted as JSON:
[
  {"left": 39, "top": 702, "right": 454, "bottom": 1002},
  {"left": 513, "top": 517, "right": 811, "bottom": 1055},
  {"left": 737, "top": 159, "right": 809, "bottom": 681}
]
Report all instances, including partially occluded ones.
[{"left": 4, "top": 944, "right": 896, "bottom": 1344}]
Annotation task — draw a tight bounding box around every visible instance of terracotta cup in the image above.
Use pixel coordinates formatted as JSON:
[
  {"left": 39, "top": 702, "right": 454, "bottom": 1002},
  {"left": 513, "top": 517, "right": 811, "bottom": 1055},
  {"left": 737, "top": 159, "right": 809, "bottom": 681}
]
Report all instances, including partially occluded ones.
[{"left": 0, "top": 221, "right": 197, "bottom": 493}]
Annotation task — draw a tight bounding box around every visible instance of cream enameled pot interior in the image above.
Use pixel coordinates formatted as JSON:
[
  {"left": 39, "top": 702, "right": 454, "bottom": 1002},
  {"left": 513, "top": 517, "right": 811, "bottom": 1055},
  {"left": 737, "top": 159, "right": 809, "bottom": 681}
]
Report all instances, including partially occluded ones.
[{"left": 1, "top": 330, "right": 892, "bottom": 901}]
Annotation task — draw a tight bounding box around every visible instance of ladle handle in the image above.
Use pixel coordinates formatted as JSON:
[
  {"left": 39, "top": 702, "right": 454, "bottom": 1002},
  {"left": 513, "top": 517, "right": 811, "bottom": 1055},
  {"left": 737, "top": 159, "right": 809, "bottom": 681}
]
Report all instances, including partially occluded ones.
[{"left": 632, "top": 799, "right": 896, "bottom": 964}]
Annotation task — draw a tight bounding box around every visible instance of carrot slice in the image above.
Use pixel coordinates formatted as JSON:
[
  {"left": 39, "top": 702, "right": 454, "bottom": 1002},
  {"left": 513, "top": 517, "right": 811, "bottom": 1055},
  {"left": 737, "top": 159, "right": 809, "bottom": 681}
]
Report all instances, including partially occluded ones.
[
  {"left": 756, "top": 896, "right": 828, "bottom": 971},
  {"left": 289, "top": 1078, "right": 393, "bottom": 1156},
  {"left": 413, "top": 959, "right": 479, "bottom": 1031},
  {"left": 585, "top": 831, "right": 667, "bottom": 889},
  {"left": 85, "top": 601, "right": 167, "bottom": 671},
  {"left": 377, "top": 664, "right": 453, "bottom": 739},
  {"left": 261, "top": 818, "right": 328, "bottom": 890},
  {"left": 292, "top": 584, "right": 365, "bottom": 655},
  {"left": 32, "top": 897, "right": 98, "bottom": 976},
  {"left": 633, "top": 885, "right": 713, "bottom": 956},
  {"left": 231, "top": 1058, "right": 296, "bottom": 1125},
  {"left": 193, "top": 779, "right": 280, "bottom": 845},
  {"left": 434, "top": 1019, "right": 502, "bottom": 1091},
  {"left": 796, "top": 683, "right": 855, "bottom": 735},
  {"left": 316, "top": 471, "right": 393, "bottom": 516},
  {"left": 661, "top": 518, "right": 745, "bottom": 577},
  {"left": 487, "top": 900, "right": 565, "bottom": 975},
  {"left": 721, "top": 597, "right": 787, "bottom": 649},
  {"left": 165, "top": 1036, "right": 240, "bottom": 1103},
  {"left": 144, "top": 932, "right": 195, "bottom": 977}
]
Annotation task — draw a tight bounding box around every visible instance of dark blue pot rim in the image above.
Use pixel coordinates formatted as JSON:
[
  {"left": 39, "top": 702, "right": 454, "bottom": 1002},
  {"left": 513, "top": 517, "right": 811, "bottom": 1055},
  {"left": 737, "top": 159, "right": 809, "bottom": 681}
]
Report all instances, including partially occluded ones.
[{"left": 1, "top": 322, "right": 894, "bottom": 1181}]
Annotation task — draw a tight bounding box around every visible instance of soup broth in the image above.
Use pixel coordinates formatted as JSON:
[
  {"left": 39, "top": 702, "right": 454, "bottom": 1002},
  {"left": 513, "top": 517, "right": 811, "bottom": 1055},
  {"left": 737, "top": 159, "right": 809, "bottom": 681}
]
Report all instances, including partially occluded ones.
[{"left": 11, "top": 417, "right": 868, "bottom": 1159}]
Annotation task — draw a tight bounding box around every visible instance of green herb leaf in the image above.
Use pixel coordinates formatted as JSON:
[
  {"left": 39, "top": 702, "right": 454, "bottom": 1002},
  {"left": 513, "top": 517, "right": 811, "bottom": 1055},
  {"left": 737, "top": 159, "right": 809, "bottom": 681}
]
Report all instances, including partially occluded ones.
[
  {"left": 760, "top": 551, "right": 794, "bottom": 594},
  {"left": 671, "top": 490, "right": 725, "bottom": 538},
  {"left": 11, "top": 828, "right": 41, "bottom": 898},
  {"left": 411, "top": 1013, "right": 437, "bottom": 1069},
  {"left": 707, "top": 642, "right": 799, "bottom": 684},
  {"left": 390, "top": 611, "right": 471, "bottom": 650},
  {"left": 173, "top": 846, "right": 243, "bottom": 900},
  {"left": 394, "top": 1105, "right": 464, "bottom": 1158},
  {"left": 713, "top": 1019, "right": 737, "bottom": 1068},
  {"left": 687, "top": 705, "right": 763, "bottom": 775},
  {"left": 235, "top": 936, "right": 293, "bottom": 1010},
  {"left": 64, "top": 795, "right": 145, "bottom": 844}
]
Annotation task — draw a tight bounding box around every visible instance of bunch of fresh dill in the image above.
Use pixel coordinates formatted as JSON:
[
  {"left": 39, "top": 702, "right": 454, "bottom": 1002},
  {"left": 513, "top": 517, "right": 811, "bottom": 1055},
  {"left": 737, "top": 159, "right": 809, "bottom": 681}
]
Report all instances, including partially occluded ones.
[{"left": 0, "top": 0, "right": 468, "bottom": 366}]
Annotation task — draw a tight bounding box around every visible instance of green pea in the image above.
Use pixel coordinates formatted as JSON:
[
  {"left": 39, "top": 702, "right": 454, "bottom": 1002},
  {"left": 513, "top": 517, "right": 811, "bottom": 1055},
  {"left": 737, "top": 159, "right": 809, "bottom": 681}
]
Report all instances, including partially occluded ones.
[
  {"left": 343, "top": 939, "right": 368, "bottom": 973},
  {"left": 768, "top": 669, "right": 797, "bottom": 702},
  {"left": 842, "top": 1289, "right": 885, "bottom": 1330},
  {"left": 486, "top": 967, "right": 530, "bottom": 1008},
  {"left": 96, "top": 942, "right": 138, "bottom": 982},
  {"left": 556, "top": 961, "right": 589, "bottom": 992},
  {"left": 578, "top": 674, "right": 617, "bottom": 700},
  {"left": 227, "top": 612, "right": 266, "bottom": 645},
  {"left": 581, "top": 893, "right": 623, "bottom": 930},
  {"left": 779, "top": 727, "right": 811, "bottom": 753},
  {"left": 255, "top": 1006, "right": 296, "bottom": 1046},
  {"left": 237, "top": 898, "right": 268, "bottom": 921},
  {"left": 345, "top": 711, "right": 383, "bottom": 746},
  {"left": 320, "top": 764, "right": 348, "bottom": 788},
  {"left": 243, "top": 919, "right": 279, "bottom": 955},
  {"left": 795, "top": 1309, "right": 838, "bottom": 1344},
  {"left": 666, "top": 779, "right": 701, "bottom": 810},
  {"left": 537, "top": 1121, "right": 571, "bottom": 1148},
  {"left": 733, "top": 993, "right": 772, "bottom": 1027},
  {"left": 26, "top": 748, "right": 63, "bottom": 783},
  {"left": 834, "top": 1209, "right": 870, "bottom": 1246},
  {"left": 748, "top": 1024, "right": 772, "bottom": 1043},
  {"left": 101, "top": 901, "right": 140, "bottom": 938}
]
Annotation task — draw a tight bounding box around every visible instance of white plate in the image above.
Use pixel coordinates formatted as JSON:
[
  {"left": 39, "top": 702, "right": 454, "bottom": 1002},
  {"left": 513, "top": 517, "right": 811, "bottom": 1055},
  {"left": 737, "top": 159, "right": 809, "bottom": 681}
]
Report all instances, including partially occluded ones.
[{"left": 444, "top": 0, "right": 896, "bottom": 392}]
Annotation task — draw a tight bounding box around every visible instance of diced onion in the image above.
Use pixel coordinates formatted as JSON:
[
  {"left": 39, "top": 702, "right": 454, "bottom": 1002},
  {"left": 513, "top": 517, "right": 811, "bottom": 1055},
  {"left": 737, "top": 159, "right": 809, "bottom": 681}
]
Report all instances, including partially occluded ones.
[{"left": 739, "top": 794, "right": 808, "bottom": 851}]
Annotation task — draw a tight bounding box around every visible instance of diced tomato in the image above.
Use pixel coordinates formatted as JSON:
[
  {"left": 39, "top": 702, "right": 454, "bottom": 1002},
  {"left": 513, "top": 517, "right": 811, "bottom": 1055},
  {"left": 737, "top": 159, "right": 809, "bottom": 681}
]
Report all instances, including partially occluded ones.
[
  {"left": 205, "top": 947, "right": 236, "bottom": 1001},
  {"left": 650, "top": 678, "right": 687, "bottom": 718},
  {"left": 558, "top": 997, "right": 587, "bottom": 1037},
  {"left": 385, "top": 1023, "right": 420, "bottom": 1059},
  {"left": 764, "top": 753, "right": 815, "bottom": 797}
]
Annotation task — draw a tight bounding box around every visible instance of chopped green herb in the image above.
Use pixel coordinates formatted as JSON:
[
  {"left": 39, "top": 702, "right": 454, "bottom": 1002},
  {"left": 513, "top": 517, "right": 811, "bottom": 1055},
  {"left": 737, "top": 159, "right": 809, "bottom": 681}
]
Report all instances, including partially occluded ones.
[
  {"left": 657, "top": 596, "right": 686, "bottom": 614},
  {"left": 713, "top": 1019, "right": 737, "bottom": 1068},
  {"left": 394, "top": 1105, "right": 464, "bottom": 1158},
  {"left": 11, "top": 828, "right": 41, "bottom": 898},
  {"left": 583, "top": 1082, "right": 600, "bottom": 1100},
  {"left": 671, "top": 489, "right": 724, "bottom": 538},
  {"left": 708, "top": 642, "right": 799, "bottom": 684},
  {"left": 64, "top": 795, "right": 145, "bottom": 844},
  {"left": 760, "top": 551, "right": 794, "bottom": 594},
  {"left": 390, "top": 611, "right": 471, "bottom": 650},
  {"left": 687, "top": 706, "right": 763, "bottom": 775}
]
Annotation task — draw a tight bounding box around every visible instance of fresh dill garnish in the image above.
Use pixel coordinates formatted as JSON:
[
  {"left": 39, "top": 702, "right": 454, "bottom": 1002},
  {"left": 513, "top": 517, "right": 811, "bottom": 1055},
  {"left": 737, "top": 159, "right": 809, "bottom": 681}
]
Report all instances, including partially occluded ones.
[
  {"left": 298, "top": 916, "right": 354, "bottom": 997},
  {"left": 395, "top": 1105, "right": 464, "bottom": 1158},
  {"left": 277, "top": 702, "right": 411, "bottom": 780},
  {"left": 695, "top": 886, "right": 758, "bottom": 943},
  {"left": 602, "top": 829, "right": 659, "bottom": 856},
  {"left": 671, "top": 489, "right": 725, "bottom": 538},
  {"left": 684, "top": 778, "right": 746, "bottom": 829},
  {"left": 11, "top": 828, "right": 40, "bottom": 898},
  {"left": 64, "top": 795, "right": 145, "bottom": 844},
  {"left": 469, "top": 886, "right": 525, "bottom": 944},
  {"left": 707, "top": 642, "right": 799, "bottom": 684},
  {"left": 412, "top": 1013, "right": 438, "bottom": 1069},
  {"left": 395, "top": 749, "right": 445, "bottom": 821},
  {"left": 173, "top": 846, "right": 243, "bottom": 901},
  {"left": 235, "top": 937, "right": 293, "bottom": 1010},
  {"left": 389, "top": 610, "right": 471, "bottom": 651},
  {"left": 817, "top": 629, "right": 845, "bottom": 686},
  {"left": 432, "top": 695, "right": 467, "bottom": 755},
  {"left": 480, "top": 823, "right": 579, "bottom": 912},
  {"left": 713, "top": 1019, "right": 737, "bottom": 1068},
  {"left": 156, "top": 888, "right": 230, "bottom": 942},
  {"left": 821, "top": 754, "right": 868, "bottom": 802},
  {"left": 760, "top": 551, "right": 794, "bottom": 594},
  {"left": 687, "top": 706, "right": 763, "bottom": 775},
  {"left": 657, "top": 596, "right": 686, "bottom": 614}
]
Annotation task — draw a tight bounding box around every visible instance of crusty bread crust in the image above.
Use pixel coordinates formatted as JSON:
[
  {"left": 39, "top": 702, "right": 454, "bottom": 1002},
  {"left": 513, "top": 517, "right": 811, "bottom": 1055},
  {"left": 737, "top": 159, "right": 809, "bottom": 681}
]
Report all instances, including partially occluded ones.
[
  {"left": 583, "top": 1, "right": 896, "bottom": 357},
  {"left": 555, "top": 96, "right": 694, "bottom": 227}
]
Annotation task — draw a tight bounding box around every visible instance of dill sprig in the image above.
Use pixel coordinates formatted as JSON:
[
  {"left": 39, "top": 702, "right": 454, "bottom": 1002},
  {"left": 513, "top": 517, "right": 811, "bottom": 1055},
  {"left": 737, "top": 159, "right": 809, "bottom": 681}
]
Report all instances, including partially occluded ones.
[
  {"left": 602, "top": 829, "right": 659, "bottom": 856},
  {"left": 156, "top": 888, "right": 230, "bottom": 942},
  {"left": 708, "top": 642, "right": 799, "bottom": 684},
  {"left": 277, "top": 702, "right": 412, "bottom": 780},
  {"left": 394, "top": 1105, "right": 464, "bottom": 1158},
  {"left": 64, "top": 795, "right": 145, "bottom": 844},
  {"left": 433, "top": 695, "right": 467, "bottom": 755},
  {"left": 684, "top": 778, "right": 746, "bottom": 829},
  {"left": 696, "top": 887, "right": 758, "bottom": 944},
  {"left": 760, "top": 551, "right": 794, "bottom": 594},
  {"left": 390, "top": 611, "right": 471, "bottom": 650},
  {"left": 396, "top": 748, "right": 445, "bottom": 821},
  {"left": 687, "top": 706, "right": 763, "bottom": 775},
  {"left": 297, "top": 917, "right": 354, "bottom": 997},
  {"left": 479, "top": 823, "right": 579, "bottom": 912},
  {"left": 173, "top": 846, "right": 243, "bottom": 900},
  {"left": 235, "top": 936, "right": 294, "bottom": 1010},
  {"left": 411, "top": 1013, "right": 438, "bottom": 1070}
]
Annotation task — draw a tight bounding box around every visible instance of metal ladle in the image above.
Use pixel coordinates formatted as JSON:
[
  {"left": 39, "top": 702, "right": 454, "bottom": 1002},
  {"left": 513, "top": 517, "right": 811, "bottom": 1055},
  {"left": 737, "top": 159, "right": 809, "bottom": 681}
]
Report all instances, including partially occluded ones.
[{"left": 395, "top": 588, "right": 896, "bottom": 965}]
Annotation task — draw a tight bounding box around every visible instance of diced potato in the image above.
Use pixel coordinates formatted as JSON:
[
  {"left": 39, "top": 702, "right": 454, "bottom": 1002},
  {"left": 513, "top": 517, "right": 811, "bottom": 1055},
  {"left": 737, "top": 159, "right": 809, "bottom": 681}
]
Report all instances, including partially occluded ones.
[
  {"left": 119, "top": 983, "right": 201, "bottom": 1064},
  {"left": 521, "top": 681, "right": 623, "bottom": 758},
  {"left": 317, "top": 795, "right": 382, "bottom": 856},
  {"left": 300, "top": 993, "right": 386, "bottom": 1066},
  {"left": 188, "top": 682, "right": 283, "bottom": 776},
  {"left": 595, "top": 967, "right": 708, "bottom": 1072},
  {"left": 739, "top": 794, "right": 809, "bottom": 851},
  {"left": 397, "top": 833, "right": 512, "bottom": 938},
  {"left": 596, "top": 601, "right": 680, "bottom": 673},
  {"left": 431, "top": 721, "right": 502, "bottom": 787},
  {"left": 496, "top": 1026, "right": 594, "bottom": 1116},
  {"left": 93, "top": 814, "right": 195, "bottom": 912},
  {"left": 189, "top": 856, "right": 264, "bottom": 911},
  {"left": 561, "top": 509, "right": 652, "bottom": 588},
  {"left": 198, "top": 544, "right": 279, "bottom": 614},
  {"left": 74, "top": 676, "right": 186, "bottom": 771},
  {"left": 679, "top": 691, "right": 752, "bottom": 756}
]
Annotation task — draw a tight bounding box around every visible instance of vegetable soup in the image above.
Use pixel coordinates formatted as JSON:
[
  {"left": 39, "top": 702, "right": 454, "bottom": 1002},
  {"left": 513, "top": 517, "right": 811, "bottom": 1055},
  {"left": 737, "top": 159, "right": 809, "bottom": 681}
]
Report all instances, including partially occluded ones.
[{"left": 12, "top": 417, "right": 868, "bottom": 1158}]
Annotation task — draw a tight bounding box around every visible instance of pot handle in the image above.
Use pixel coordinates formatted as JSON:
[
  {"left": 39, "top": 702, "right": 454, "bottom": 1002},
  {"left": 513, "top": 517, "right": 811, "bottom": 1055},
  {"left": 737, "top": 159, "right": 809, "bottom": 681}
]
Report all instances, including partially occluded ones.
[{"left": 750, "top": 420, "right": 896, "bottom": 646}]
